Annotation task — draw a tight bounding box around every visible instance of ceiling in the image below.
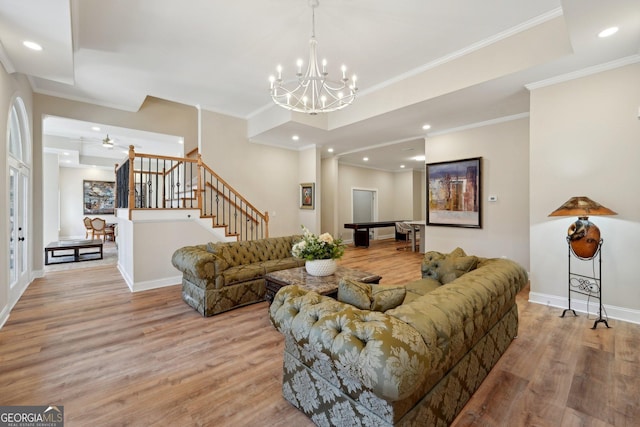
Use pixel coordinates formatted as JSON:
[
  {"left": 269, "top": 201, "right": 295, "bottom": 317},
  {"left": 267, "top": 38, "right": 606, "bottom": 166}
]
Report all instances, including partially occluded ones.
[{"left": 0, "top": 0, "right": 638, "bottom": 171}]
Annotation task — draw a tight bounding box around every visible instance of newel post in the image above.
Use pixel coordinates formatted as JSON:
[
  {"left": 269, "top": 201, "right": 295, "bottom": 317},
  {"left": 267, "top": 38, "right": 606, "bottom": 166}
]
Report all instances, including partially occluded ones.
[
  {"left": 197, "top": 154, "right": 203, "bottom": 214},
  {"left": 264, "top": 211, "right": 269, "bottom": 238},
  {"left": 128, "top": 145, "right": 135, "bottom": 219}
]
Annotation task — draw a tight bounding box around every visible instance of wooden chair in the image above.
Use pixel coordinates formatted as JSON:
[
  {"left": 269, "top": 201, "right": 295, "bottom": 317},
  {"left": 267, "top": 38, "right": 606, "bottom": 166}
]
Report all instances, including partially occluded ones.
[
  {"left": 104, "top": 224, "right": 116, "bottom": 242},
  {"left": 90, "top": 217, "right": 107, "bottom": 241},
  {"left": 83, "top": 217, "right": 93, "bottom": 239}
]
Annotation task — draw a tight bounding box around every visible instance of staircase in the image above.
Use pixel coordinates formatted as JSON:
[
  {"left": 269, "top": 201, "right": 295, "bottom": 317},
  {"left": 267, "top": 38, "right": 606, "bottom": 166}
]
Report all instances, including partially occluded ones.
[{"left": 114, "top": 146, "right": 269, "bottom": 241}]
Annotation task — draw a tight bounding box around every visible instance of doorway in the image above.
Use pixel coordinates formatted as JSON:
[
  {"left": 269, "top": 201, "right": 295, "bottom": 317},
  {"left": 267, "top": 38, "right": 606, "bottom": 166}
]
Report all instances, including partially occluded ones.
[
  {"left": 7, "top": 97, "right": 31, "bottom": 292},
  {"left": 352, "top": 189, "right": 376, "bottom": 239}
]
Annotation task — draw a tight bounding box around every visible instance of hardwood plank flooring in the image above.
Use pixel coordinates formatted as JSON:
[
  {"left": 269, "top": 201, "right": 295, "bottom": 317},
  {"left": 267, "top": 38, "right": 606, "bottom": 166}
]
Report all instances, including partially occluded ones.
[{"left": 0, "top": 239, "right": 638, "bottom": 426}]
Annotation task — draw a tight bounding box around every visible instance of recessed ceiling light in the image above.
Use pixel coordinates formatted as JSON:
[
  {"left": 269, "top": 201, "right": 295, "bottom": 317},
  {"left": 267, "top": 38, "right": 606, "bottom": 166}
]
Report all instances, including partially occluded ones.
[
  {"left": 414, "top": 155, "right": 426, "bottom": 161},
  {"left": 91, "top": 126, "right": 101, "bottom": 131},
  {"left": 63, "top": 152, "right": 69, "bottom": 156},
  {"left": 598, "top": 27, "right": 619, "bottom": 38},
  {"left": 400, "top": 164, "right": 406, "bottom": 168},
  {"left": 292, "top": 135, "right": 299, "bottom": 141},
  {"left": 178, "top": 138, "right": 184, "bottom": 144},
  {"left": 363, "top": 157, "right": 369, "bottom": 162},
  {"left": 328, "top": 148, "right": 334, "bottom": 153},
  {"left": 422, "top": 124, "right": 431, "bottom": 130},
  {"left": 23, "top": 41, "right": 42, "bottom": 51}
]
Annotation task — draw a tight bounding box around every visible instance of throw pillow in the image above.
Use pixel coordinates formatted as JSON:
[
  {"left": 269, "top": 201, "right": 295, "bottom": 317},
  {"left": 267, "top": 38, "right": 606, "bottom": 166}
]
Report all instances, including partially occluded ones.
[
  {"left": 448, "top": 247, "right": 467, "bottom": 258},
  {"left": 438, "top": 255, "right": 478, "bottom": 284},
  {"left": 421, "top": 247, "right": 478, "bottom": 284},
  {"left": 338, "top": 278, "right": 372, "bottom": 310},
  {"left": 370, "top": 285, "right": 407, "bottom": 311},
  {"left": 338, "top": 279, "right": 407, "bottom": 312}
]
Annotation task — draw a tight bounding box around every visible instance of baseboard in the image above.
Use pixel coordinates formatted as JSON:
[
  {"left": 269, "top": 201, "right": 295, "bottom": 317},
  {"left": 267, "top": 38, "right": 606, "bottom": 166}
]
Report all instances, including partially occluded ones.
[
  {"left": 117, "top": 262, "right": 180, "bottom": 293},
  {"left": 130, "top": 275, "right": 182, "bottom": 293},
  {"left": 0, "top": 306, "right": 9, "bottom": 330},
  {"left": 117, "top": 262, "right": 134, "bottom": 292},
  {"left": 0, "top": 276, "right": 33, "bottom": 330},
  {"left": 529, "top": 291, "right": 640, "bottom": 325}
]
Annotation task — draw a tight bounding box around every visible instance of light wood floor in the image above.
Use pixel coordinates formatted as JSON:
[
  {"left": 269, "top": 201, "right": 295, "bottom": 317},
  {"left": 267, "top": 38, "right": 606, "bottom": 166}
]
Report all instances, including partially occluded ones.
[{"left": 1, "top": 240, "right": 638, "bottom": 426}]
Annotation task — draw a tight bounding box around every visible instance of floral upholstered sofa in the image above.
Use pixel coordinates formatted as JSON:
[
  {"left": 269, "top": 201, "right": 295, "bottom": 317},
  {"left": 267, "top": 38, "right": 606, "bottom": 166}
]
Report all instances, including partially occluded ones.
[
  {"left": 269, "top": 248, "right": 528, "bottom": 426},
  {"left": 171, "top": 235, "right": 303, "bottom": 316}
]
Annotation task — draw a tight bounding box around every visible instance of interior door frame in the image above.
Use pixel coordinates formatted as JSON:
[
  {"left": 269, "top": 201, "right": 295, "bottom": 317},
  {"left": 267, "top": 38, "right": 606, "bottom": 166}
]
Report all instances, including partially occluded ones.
[
  {"left": 6, "top": 96, "right": 32, "bottom": 304},
  {"left": 351, "top": 187, "right": 378, "bottom": 239}
]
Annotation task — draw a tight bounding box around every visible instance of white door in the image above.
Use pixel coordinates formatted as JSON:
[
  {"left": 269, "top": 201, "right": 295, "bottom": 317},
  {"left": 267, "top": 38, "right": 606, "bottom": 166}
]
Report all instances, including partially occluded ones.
[
  {"left": 7, "top": 97, "right": 30, "bottom": 291},
  {"left": 8, "top": 162, "right": 29, "bottom": 289},
  {"left": 353, "top": 189, "right": 376, "bottom": 238}
]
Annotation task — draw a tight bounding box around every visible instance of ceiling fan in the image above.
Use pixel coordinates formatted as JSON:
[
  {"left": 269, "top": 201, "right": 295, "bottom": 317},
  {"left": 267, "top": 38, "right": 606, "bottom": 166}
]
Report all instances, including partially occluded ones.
[
  {"left": 75, "top": 135, "right": 138, "bottom": 151},
  {"left": 102, "top": 134, "right": 115, "bottom": 148}
]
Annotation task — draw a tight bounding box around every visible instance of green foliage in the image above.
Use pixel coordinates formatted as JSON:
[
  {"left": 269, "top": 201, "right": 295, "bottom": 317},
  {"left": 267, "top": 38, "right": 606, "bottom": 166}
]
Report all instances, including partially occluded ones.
[{"left": 292, "top": 225, "right": 345, "bottom": 260}]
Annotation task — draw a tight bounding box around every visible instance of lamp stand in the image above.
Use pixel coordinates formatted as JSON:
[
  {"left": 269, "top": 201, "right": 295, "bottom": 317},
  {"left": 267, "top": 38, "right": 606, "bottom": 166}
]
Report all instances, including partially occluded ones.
[{"left": 561, "top": 237, "right": 609, "bottom": 329}]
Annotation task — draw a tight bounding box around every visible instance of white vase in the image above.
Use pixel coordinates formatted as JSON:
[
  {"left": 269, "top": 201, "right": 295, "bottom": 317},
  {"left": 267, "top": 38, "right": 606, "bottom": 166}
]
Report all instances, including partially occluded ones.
[{"left": 305, "top": 259, "right": 337, "bottom": 276}]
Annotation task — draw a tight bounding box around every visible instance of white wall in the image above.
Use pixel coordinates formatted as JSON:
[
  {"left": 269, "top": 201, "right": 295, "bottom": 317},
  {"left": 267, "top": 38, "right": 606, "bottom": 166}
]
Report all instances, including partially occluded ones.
[
  {"left": 425, "top": 118, "right": 530, "bottom": 268},
  {"left": 321, "top": 157, "right": 339, "bottom": 237},
  {"left": 298, "top": 146, "right": 321, "bottom": 234},
  {"left": 529, "top": 63, "right": 640, "bottom": 323},
  {"left": 58, "top": 167, "right": 116, "bottom": 239},
  {"left": 199, "top": 110, "right": 301, "bottom": 238},
  {"left": 338, "top": 165, "right": 397, "bottom": 241},
  {"left": 42, "top": 152, "right": 60, "bottom": 244},
  {"left": 392, "top": 171, "right": 415, "bottom": 222},
  {"left": 115, "top": 210, "right": 215, "bottom": 291}
]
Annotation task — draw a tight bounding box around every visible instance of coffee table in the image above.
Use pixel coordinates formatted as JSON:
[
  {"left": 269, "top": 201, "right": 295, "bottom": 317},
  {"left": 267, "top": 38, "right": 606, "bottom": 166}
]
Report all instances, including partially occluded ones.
[
  {"left": 265, "top": 266, "right": 381, "bottom": 303},
  {"left": 45, "top": 239, "right": 104, "bottom": 265}
]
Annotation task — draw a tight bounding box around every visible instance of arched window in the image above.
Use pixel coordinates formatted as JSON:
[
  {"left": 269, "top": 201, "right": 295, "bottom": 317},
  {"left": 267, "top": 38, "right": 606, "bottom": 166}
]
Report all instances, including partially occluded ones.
[{"left": 8, "top": 97, "right": 31, "bottom": 164}]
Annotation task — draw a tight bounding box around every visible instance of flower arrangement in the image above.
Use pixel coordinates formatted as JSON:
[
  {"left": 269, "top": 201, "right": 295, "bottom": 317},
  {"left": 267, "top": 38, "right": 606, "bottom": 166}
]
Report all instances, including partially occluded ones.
[{"left": 292, "top": 226, "right": 345, "bottom": 261}]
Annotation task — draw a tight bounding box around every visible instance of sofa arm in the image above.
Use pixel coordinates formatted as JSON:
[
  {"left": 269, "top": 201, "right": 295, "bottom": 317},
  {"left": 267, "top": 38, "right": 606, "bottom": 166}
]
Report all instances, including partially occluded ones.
[
  {"left": 270, "top": 285, "right": 430, "bottom": 401},
  {"left": 171, "top": 245, "right": 218, "bottom": 280}
]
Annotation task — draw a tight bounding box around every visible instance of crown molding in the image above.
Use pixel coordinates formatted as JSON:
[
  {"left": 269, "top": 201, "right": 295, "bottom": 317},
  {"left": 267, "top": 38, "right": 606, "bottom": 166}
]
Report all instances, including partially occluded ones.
[
  {"left": 360, "top": 7, "right": 564, "bottom": 97},
  {"left": 525, "top": 55, "right": 640, "bottom": 90},
  {"left": 0, "top": 41, "right": 16, "bottom": 74},
  {"left": 427, "top": 112, "right": 530, "bottom": 137}
]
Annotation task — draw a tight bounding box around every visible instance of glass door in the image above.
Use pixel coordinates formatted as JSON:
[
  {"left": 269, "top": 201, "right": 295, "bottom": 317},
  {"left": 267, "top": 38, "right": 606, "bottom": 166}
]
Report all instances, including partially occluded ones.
[
  {"left": 7, "top": 97, "right": 30, "bottom": 291},
  {"left": 8, "top": 161, "right": 28, "bottom": 289}
]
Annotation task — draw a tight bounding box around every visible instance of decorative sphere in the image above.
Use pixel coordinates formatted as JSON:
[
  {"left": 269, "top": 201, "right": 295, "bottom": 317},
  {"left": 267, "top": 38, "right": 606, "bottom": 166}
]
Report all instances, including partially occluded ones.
[{"left": 567, "top": 218, "right": 601, "bottom": 259}]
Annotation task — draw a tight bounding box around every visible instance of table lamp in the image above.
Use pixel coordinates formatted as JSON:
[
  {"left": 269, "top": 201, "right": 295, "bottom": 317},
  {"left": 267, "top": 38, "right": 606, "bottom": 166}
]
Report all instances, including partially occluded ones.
[{"left": 548, "top": 196, "right": 617, "bottom": 259}]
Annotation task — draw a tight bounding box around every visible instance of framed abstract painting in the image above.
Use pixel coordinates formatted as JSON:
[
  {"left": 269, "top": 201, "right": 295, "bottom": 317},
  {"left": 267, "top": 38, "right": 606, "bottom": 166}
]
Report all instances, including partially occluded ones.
[{"left": 426, "top": 157, "right": 481, "bottom": 228}]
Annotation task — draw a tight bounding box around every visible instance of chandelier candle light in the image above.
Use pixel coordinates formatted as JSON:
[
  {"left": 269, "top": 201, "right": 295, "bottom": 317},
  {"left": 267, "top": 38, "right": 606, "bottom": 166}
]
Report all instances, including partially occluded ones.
[{"left": 269, "top": 0, "right": 358, "bottom": 114}]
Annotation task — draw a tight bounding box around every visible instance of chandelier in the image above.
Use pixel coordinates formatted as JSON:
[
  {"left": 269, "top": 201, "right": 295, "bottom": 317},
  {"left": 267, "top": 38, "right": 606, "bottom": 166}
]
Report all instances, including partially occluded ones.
[{"left": 269, "top": 0, "right": 358, "bottom": 115}]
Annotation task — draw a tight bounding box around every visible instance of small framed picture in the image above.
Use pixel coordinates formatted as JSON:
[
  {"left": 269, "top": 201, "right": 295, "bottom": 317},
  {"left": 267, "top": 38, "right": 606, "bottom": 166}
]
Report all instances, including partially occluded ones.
[{"left": 300, "top": 183, "right": 315, "bottom": 210}]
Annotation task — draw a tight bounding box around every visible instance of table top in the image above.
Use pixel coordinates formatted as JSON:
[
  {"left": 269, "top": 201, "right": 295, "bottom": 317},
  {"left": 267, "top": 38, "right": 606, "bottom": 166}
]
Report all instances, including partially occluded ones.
[
  {"left": 46, "top": 239, "right": 104, "bottom": 249},
  {"left": 343, "top": 220, "right": 407, "bottom": 229},
  {"left": 265, "top": 266, "right": 380, "bottom": 295}
]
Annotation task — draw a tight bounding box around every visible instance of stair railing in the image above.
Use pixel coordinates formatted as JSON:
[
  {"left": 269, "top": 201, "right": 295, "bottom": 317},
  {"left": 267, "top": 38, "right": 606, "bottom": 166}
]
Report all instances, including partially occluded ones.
[{"left": 115, "top": 146, "right": 269, "bottom": 240}]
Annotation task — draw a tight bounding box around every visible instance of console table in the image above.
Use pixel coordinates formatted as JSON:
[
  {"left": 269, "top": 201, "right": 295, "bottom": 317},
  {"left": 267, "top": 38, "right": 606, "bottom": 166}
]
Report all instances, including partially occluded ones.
[
  {"left": 265, "top": 266, "right": 381, "bottom": 303},
  {"left": 45, "top": 239, "right": 104, "bottom": 265}
]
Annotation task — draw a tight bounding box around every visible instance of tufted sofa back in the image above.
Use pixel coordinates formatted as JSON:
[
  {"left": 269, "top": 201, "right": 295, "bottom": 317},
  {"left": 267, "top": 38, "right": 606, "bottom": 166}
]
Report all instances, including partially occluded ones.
[{"left": 207, "top": 235, "right": 302, "bottom": 269}]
